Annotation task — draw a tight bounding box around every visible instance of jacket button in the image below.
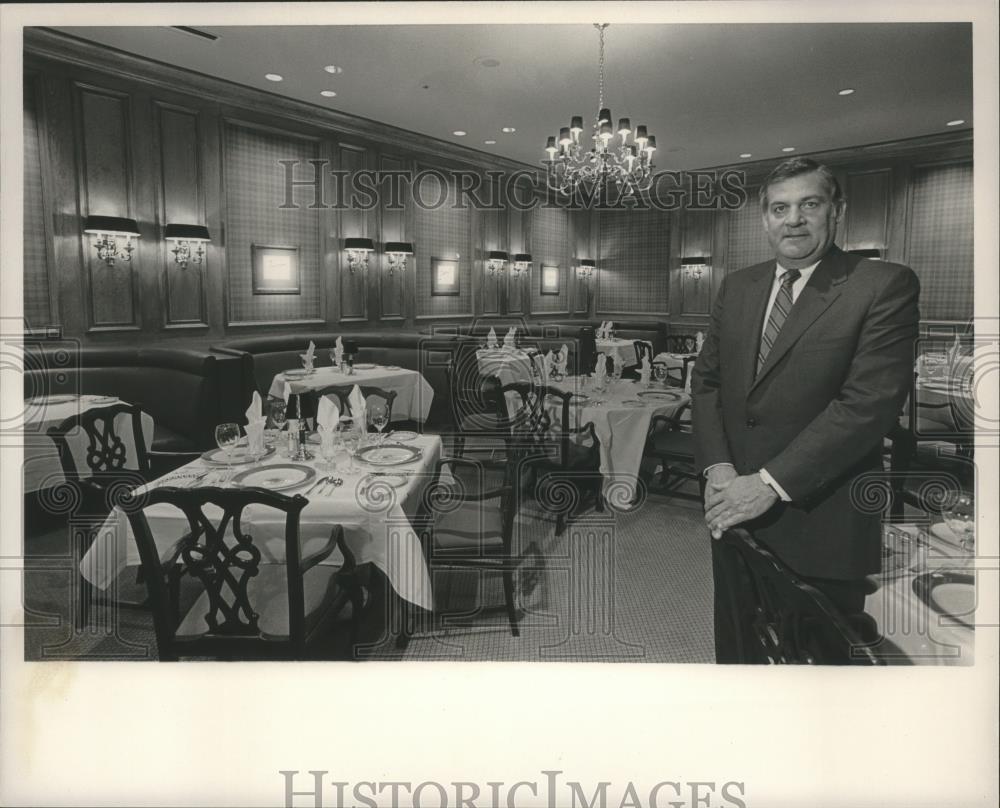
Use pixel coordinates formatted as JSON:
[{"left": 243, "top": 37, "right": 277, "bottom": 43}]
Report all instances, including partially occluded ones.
[{"left": 746, "top": 418, "right": 757, "bottom": 428}]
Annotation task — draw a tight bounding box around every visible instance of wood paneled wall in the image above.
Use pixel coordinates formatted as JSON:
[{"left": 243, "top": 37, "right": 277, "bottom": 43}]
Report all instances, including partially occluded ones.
[{"left": 23, "top": 30, "right": 973, "bottom": 344}]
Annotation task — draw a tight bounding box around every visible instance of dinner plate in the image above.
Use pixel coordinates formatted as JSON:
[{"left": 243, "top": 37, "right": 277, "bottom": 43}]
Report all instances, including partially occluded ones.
[
  {"left": 26, "top": 393, "right": 78, "bottom": 405},
  {"left": 637, "top": 390, "right": 683, "bottom": 401},
  {"left": 383, "top": 365, "right": 401, "bottom": 370},
  {"left": 621, "top": 399, "right": 644, "bottom": 407},
  {"left": 200, "top": 445, "right": 276, "bottom": 464},
  {"left": 84, "top": 395, "right": 119, "bottom": 406},
  {"left": 570, "top": 394, "right": 590, "bottom": 404},
  {"left": 389, "top": 430, "right": 419, "bottom": 442},
  {"left": 353, "top": 363, "right": 377, "bottom": 371},
  {"left": 284, "top": 369, "right": 310, "bottom": 378},
  {"left": 912, "top": 571, "right": 975, "bottom": 629},
  {"left": 361, "top": 472, "right": 409, "bottom": 489},
  {"left": 231, "top": 463, "right": 315, "bottom": 491},
  {"left": 355, "top": 443, "right": 422, "bottom": 466}
]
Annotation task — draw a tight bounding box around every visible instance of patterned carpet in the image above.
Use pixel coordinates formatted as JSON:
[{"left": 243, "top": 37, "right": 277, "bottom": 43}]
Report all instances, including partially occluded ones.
[{"left": 22, "top": 481, "right": 716, "bottom": 663}]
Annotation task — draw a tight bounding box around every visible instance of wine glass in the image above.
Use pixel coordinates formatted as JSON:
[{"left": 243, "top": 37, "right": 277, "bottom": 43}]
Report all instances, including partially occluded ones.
[
  {"left": 942, "top": 492, "right": 975, "bottom": 552},
  {"left": 653, "top": 363, "right": 668, "bottom": 387},
  {"left": 214, "top": 422, "right": 240, "bottom": 482},
  {"left": 368, "top": 402, "right": 389, "bottom": 445},
  {"left": 269, "top": 400, "right": 287, "bottom": 453}
]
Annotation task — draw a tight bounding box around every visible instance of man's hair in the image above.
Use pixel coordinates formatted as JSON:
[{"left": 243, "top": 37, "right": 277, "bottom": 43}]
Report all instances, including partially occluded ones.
[{"left": 758, "top": 157, "right": 845, "bottom": 211}]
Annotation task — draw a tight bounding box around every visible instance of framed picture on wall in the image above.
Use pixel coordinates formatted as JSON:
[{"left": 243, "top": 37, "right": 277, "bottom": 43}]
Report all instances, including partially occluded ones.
[
  {"left": 252, "top": 244, "right": 300, "bottom": 294},
  {"left": 540, "top": 264, "right": 560, "bottom": 295},
  {"left": 431, "top": 257, "right": 460, "bottom": 296}
]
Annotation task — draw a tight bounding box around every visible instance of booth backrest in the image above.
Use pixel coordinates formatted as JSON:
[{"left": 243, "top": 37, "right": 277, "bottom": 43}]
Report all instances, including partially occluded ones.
[
  {"left": 211, "top": 332, "right": 467, "bottom": 428},
  {"left": 22, "top": 344, "right": 243, "bottom": 450},
  {"left": 543, "top": 319, "right": 668, "bottom": 354}
]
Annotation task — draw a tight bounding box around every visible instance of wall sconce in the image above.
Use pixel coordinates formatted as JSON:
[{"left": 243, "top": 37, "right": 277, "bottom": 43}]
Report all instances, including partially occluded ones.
[
  {"left": 681, "top": 256, "right": 709, "bottom": 281},
  {"left": 83, "top": 216, "right": 141, "bottom": 267},
  {"left": 486, "top": 250, "right": 509, "bottom": 276},
  {"left": 344, "top": 237, "right": 375, "bottom": 274},
  {"left": 164, "top": 224, "right": 211, "bottom": 268},
  {"left": 511, "top": 253, "right": 532, "bottom": 277},
  {"left": 576, "top": 259, "right": 596, "bottom": 279},
  {"left": 385, "top": 241, "right": 414, "bottom": 275}
]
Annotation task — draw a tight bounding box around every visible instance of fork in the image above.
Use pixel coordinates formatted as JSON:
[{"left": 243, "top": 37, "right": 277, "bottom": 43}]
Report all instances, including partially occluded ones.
[{"left": 305, "top": 476, "right": 330, "bottom": 495}]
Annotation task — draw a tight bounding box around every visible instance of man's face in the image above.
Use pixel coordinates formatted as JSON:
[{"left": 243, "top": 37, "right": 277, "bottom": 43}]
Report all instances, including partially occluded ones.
[{"left": 762, "top": 171, "right": 844, "bottom": 268}]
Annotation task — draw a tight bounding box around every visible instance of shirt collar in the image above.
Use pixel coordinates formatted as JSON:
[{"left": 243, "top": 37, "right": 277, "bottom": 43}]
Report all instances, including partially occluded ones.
[{"left": 775, "top": 259, "right": 821, "bottom": 282}]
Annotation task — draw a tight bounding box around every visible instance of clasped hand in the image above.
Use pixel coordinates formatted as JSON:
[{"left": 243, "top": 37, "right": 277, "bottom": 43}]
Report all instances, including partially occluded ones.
[{"left": 704, "top": 466, "right": 778, "bottom": 539}]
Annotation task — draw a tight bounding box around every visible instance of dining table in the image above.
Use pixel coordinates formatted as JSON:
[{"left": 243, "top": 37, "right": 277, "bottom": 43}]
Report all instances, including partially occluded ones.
[
  {"left": 595, "top": 337, "right": 650, "bottom": 369},
  {"left": 545, "top": 376, "right": 690, "bottom": 505},
  {"left": 476, "top": 347, "right": 542, "bottom": 386},
  {"left": 20, "top": 394, "right": 154, "bottom": 493},
  {"left": 864, "top": 521, "right": 976, "bottom": 665},
  {"left": 268, "top": 363, "right": 434, "bottom": 423},
  {"left": 80, "top": 432, "right": 443, "bottom": 611}
]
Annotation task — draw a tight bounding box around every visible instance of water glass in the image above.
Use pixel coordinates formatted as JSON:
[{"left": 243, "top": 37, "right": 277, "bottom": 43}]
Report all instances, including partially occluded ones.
[
  {"left": 943, "top": 492, "right": 975, "bottom": 552},
  {"left": 214, "top": 422, "right": 240, "bottom": 481},
  {"left": 368, "top": 403, "right": 389, "bottom": 445}
]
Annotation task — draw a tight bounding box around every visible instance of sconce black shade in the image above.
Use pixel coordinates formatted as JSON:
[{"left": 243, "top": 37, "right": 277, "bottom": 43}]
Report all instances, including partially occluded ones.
[
  {"left": 680, "top": 256, "right": 709, "bottom": 265},
  {"left": 487, "top": 251, "right": 509, "bottom": 261},
  {"left": 385, "top": 241, "right": 414, "bottom": 255},
  {"left": 83, "top": 216, "right": 140, "bottom": 236},
  {"left": 344, "top": 237, "right": 375, "bottom": 251},
  {"left": 579, "top": 259, "right": 596, "bottom": 268},
  {"left": 164, "top": 223, "right": 211, "bottom": 241},
  {"left": 513, "top": 253, "right": 532, "bottom": 263}
]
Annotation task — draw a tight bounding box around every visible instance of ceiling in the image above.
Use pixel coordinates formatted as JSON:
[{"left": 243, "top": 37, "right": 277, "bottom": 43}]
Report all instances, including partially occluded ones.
[{"left": 51, "top": 22, "right": 973, "bottom": 170}]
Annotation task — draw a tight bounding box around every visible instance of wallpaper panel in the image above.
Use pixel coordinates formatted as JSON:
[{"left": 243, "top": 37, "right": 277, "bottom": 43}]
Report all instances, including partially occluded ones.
[
  {"left": 23, "top": 79, "right": 51, "bottom": 328},
  {"left": 224, "top": 123, "right": 322, "bottom": 322},
  {"left": 530, "top": 205, "right": 570, "bottom": 313},
  {"left": 725, "top": 192, "right": 772, "bottom": 273},
  {"left": 906, "top": 161, "right": 974, "bottom": 321},
  {"left": 597, "top": 208, "right": 670, "bottom": 313},
  {"left": 414, "top": 170, "right": 472, "bottom": 316}
]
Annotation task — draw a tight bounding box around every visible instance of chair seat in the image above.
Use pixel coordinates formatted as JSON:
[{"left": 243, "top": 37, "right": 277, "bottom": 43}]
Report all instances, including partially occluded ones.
[
  {"left": 152, "top": 423, "right": 200, "bottom": 454},
  {"left": 432, "top": 500, "right": 505, "bottom": 551},
  {"left": 648, "top": 429, "right": 694, "bottom": 457},
  {"left": 176, "top": 562, "right": 345, "bottom": 639}
]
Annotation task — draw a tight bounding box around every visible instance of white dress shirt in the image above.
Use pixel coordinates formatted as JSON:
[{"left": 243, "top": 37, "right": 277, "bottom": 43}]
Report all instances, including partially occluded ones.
[{"left": 707, "top": 259, "right": 821, "bottom": 503}]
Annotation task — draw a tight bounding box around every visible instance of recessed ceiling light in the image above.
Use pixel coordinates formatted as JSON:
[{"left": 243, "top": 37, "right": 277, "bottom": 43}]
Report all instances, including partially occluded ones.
[
  {"left": 838, "top": 88, "right": 855, "bottom": 96},
  {"left": 740, "top": 153, "right": 752, "bottom": 158},
  {"left": 946, "top": 119, "right": 965, "bottom": 126},
  {"left": 474, "top": 57, "right": 501, "bottom": 68},
  {"left": 501, "top": 126, "right": 516, "bottom": 134},
  {"left": 265, "top": 74, "right": 283, "bottom": 82},
  {"left": 324, "top": 65, "right": 343, "bottom": 74},
  {"left": 320, "top": 90, "right": 337, "bottom": 98},
  {"left": 452, "top": 130, "right": 467, "bottom": 137},
  {"left": 484, "top": 139, "right": 497, "bottom": 145},
  {"left": 782, "top": 147, "right": 796, "bottom": 152}
]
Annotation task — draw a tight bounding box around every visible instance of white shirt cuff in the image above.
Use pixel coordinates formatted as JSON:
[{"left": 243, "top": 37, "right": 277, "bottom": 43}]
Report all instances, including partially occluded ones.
[
  {"left": 759, "top": 468, "right": 792, "bottom": 502},
  {"left": 702, "top": 462, "right": 735, "bottom": 478}
]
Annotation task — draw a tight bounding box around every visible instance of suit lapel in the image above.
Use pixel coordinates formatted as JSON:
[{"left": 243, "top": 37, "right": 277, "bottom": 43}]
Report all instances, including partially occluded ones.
[
  {"left": 739, "top": 263, "right": 776, "bottom": 392},
  {"left": 749, "top": 247, "right": 850, "bottom": 394}
]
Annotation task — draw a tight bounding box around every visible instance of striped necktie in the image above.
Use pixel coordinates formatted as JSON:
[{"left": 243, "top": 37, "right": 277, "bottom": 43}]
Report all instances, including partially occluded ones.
[{"left": 757, "top": 268, "right": 801, "bottom": 373}]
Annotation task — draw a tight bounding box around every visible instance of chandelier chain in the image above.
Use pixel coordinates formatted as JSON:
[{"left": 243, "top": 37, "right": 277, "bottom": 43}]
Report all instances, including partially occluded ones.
[{"left": 596, "top": 23, "right": 606, "bottom": 114}]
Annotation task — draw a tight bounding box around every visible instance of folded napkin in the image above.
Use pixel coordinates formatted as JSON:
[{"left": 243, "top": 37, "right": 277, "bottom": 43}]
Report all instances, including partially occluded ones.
[
  {"left": 316, "top": 396, "right": 341, "bottom": 453},
  {"left": 333, "top": 336, "right": 344, "bottom": 365},
  {"left": 245, "top": 391, "right": 267, "bottom": 455},
  {"left": 696, "top": 331, "right": 705, "bottom": 352},
  {"left": 542, "top": 350, "right": 554, "bottom": 379},
  {"left": 486, "top": 327, "right": 498, "bottom": 349},
  {"left": 301, "top": 340, "right": 316, "bottom": 371},
  {"left": 597, "top": 321, "right": 607, "bottom": 339},
  {"left": 348, "top": 384, "right": 367, "bottom": 426},
  {"left": 640, "top": 356, "right": 652, "bottom": 386},
  {"left": 556, "top": 344, "right": 569, "bottom": 375},
  {"left": 612, "top": 352, "right": 625, "bottom": 378},
  {"left": 594, "top": 352, "right": 608, "bottom": 383},
  {"left": 503, "top": 327, "right": 516, "bottom": 349}
]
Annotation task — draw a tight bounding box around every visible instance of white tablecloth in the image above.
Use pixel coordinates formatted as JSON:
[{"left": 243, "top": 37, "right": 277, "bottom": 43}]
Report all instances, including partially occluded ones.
[
  {"left": 546, "top": 377, "right": 689, "bottom": 505},
  {"left": 596, "top": 338, "right": 648, "bottom": 369},
  {"left": 268, "top": 365, "right": 433, "bottom": 423},
  {"left": 476, "top": 348, "right": 540, "bottom": 386},
  {"left": 20, "top": 395, "right": 154, "bottom": 493},
  {"left": 80, "top": 435, "right": 443, "bottom": 610},
  {"left": 864, "top": 523, "right": 975, "bottom": 665}
]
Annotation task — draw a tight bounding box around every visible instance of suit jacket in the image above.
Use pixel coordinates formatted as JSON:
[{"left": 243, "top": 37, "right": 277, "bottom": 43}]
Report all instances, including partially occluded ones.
[{"left": 691, "top": 246, "right": 920, "bottom": 580}]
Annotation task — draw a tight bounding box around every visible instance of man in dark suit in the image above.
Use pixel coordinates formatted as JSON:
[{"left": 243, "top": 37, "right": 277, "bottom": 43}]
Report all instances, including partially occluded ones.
[{"left": 691, "top": 157, "right": 920, "bottom": 662}]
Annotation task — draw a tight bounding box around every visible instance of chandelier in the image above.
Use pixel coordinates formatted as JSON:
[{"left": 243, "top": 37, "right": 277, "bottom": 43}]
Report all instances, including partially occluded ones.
[{"left": 544, "top": 24, "right": 657, "bottom": 197}]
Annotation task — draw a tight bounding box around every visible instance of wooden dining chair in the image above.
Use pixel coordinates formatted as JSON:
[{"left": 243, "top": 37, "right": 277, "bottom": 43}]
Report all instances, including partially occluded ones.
[
  {"left": 414, "top": 457, "right": 523, "bottom": 638},
  {"left": 714, "top": 528, "right": 882, "bottom": 665},
  {"left": 122, "top": 486, "right": 362, "bottom": 660},
  {"left": 47, "top": 402, "right": 155, "bottom": 628},
  {"left": 498, "top": 382, "right": 603, "bottom": 536},
  {"left": 643, "top": 401, "right": 701, "bottom": 501}
]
